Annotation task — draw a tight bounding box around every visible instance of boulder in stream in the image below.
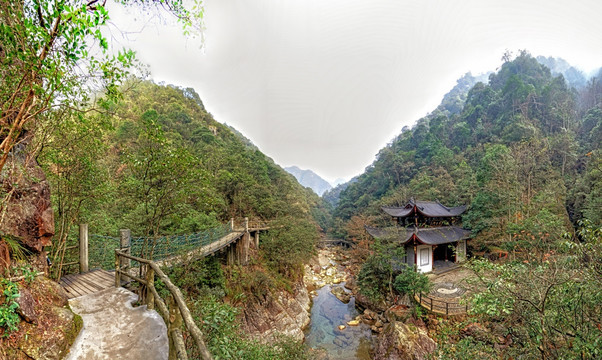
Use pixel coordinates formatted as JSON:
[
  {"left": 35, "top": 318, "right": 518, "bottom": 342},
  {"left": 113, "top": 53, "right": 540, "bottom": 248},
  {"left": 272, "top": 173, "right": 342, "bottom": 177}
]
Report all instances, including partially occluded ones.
[{"left": 331, "top": 286, "right": 351, "bottom": 304}]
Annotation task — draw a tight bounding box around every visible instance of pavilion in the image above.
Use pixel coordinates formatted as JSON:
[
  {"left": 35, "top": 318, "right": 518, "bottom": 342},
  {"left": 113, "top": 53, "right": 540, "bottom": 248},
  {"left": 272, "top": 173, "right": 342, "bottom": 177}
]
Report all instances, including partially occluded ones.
[{"left": 366, "top": 199, "right": 470, "bottom": 273}]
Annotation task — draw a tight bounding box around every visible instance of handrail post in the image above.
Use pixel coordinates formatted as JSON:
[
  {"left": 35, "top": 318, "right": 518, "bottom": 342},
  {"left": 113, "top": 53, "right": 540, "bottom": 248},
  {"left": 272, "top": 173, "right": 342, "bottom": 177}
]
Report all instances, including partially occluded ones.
[
  {"left": 119, "top": 229, "right": 131, "bottom": 271},
  {"left": 146, "top": 266, "right": 155, "bottom": 310},
  {"left": 244, "top": 217, "right": 249, "bottom": 233},
  {"left": 230, "top": 218, "right": 234, "bottom": 231},
  {"left": 79, "top": 224, "right": 89, "bottom": 273},
  {"left": 446, "top": 302, "right": 449, "bottom": 315},
  {"left": 168, "top": 295, "right": 185, "bottom": 360},
  {"left": 114, "top": 250, "right": 121, "bottom": 287}
]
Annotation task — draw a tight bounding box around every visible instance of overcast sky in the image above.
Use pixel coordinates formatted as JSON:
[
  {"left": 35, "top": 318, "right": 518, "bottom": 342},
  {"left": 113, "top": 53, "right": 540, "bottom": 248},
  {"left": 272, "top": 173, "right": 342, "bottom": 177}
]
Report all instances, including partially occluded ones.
[{"left": 106, "top": 0, "right": 602, "bottom": 184}]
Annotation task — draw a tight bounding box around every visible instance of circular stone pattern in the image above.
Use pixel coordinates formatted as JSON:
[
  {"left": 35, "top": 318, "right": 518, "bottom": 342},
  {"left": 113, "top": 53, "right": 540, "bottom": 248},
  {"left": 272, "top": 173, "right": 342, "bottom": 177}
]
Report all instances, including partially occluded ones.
[{"left": 431, "top": 283, "right": 466, "bottom": 298}]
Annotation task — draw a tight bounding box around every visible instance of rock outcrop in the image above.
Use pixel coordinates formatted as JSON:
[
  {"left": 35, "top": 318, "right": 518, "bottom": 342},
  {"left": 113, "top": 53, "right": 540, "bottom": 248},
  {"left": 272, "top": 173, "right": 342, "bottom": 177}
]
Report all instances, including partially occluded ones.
[
  {"left": 16, "top": 286, "right": 38, "bottom": 324},
  {"left": 239, "top": 282, "right": 311, "bottom": 341},
  {"left": 7, "top": 277, "right": 82, "bottom": 360},
  {"left": 373, "top": 321, "right": 436, "bottom": 360},
  {"left": 0, "top": 142, "right": 54, "bottom": 269}
]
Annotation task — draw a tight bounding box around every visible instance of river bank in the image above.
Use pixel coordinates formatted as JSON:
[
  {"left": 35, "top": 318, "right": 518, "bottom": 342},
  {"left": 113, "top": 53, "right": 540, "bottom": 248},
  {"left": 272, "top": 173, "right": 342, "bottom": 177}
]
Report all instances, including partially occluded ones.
[
  {"left": 303, "top": 245, "right": 439, "bottom": 360},
  {"left": 303, "top": 246, "right": 374, "bottom": 359},
  {"left": 237, "top": 244, "right": 440, "bottom": 359}
]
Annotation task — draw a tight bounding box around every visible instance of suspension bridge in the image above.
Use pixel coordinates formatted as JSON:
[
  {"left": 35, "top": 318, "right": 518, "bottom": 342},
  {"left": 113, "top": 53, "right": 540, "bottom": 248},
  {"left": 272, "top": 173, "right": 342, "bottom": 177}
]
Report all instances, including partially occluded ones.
[{"left": 58, "top": 217, "right": 270, "bottom": 299}]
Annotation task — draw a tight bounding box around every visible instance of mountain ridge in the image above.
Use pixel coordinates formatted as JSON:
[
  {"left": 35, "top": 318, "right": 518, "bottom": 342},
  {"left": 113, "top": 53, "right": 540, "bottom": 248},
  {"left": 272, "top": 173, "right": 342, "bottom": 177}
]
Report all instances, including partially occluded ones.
[{"left": 284, "top": 166, "right": 332, "bottom": 196}]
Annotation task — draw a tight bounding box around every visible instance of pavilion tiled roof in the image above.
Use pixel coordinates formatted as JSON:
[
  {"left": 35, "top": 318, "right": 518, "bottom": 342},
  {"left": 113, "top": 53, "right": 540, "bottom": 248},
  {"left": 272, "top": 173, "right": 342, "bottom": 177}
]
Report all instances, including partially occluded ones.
[
  {"left": 382, "top": 199, "right": 466, "bottom": 218},
  {"left": 365, "top": 226, "right": 470, "bottom": 245}
]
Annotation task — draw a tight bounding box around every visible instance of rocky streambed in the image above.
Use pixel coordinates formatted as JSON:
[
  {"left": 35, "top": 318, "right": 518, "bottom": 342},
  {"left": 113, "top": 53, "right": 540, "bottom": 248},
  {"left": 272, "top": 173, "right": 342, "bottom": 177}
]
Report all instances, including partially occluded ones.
[
  {"left": 303, "top": 245, "right": 438, "bottom": 360},
  {"left": 303, "top": 247, "right": 376, "bottom": 359},
  {"left": 240, "top": 245, "right": 439, "bottom": 359}
]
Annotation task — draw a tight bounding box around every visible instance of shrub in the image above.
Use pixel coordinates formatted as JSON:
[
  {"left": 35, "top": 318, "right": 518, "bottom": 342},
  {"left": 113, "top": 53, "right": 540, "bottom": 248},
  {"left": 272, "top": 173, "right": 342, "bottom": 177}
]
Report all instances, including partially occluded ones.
[
  {"left": 0, "top": 279, "right": 20, "bottom": 336},
  {"left": 393, "top": 265, "right": 432, "bottom": 296},
  {"left": 190, "top": 296, "right": 308, "bottom": 360}
]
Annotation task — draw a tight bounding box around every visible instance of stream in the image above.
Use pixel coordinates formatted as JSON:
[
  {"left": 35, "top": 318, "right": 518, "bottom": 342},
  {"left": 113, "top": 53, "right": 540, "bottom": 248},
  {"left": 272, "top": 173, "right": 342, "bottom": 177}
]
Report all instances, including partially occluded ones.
[{"left": 304, "top": 247, "right": 374, "bottom": 359}]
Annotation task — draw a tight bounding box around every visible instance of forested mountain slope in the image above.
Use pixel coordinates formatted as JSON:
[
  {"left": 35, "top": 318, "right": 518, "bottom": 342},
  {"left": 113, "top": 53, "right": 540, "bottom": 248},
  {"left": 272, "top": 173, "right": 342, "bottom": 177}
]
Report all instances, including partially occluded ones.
[
  {"left": 333, "top": 52, "right": 601, "bottom": 250},
  {"left": 41, "top": 80, "right": 329, "bottom": 249}
]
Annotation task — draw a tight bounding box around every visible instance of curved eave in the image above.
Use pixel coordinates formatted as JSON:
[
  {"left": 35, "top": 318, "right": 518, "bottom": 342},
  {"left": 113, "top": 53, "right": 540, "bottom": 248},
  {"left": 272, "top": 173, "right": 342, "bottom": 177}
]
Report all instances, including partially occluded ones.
[
  {"left": 381, "top": 206, "right": 413, "bottom": 218},
  {"left": 413, "top": 227, "right": 471, "bottom": 245}
]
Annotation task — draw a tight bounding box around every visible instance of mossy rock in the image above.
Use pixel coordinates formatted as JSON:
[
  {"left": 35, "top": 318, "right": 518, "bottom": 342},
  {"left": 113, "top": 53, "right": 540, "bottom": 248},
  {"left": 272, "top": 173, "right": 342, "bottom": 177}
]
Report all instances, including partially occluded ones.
[{"left": 0, "top": 277, "right": 82, "bottom": 359}]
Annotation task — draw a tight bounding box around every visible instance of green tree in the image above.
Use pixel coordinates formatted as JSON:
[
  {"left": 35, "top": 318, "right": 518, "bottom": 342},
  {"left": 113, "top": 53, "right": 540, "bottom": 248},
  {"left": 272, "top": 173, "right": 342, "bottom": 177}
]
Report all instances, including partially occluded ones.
[
  {"left": 0, "top": 0, "right": 200, "bottom": 174},
  {"left": 119, "top": 110, "right": 200, "bottom": 241},
  {"left": 38, "top": 110, "right": 111, "bottom": 278},
  {"left": 357, "top": 238, "right": 405, "bottom": 302},
  {"left": 260, "top": 217, "right": 318, "bottom": 280},
  {"left": 464, "top": 144, "right": 519, "bottom": 247}
]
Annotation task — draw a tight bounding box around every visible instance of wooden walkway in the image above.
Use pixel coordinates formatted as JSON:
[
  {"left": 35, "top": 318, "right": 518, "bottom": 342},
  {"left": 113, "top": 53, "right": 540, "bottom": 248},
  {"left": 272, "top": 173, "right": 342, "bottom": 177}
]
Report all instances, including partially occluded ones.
[
  {"left": 156, "top": 231, "right": 245, "bottom": 267},
  {"left": 59, "top": 269, "right": 115, "bottom": 299}
]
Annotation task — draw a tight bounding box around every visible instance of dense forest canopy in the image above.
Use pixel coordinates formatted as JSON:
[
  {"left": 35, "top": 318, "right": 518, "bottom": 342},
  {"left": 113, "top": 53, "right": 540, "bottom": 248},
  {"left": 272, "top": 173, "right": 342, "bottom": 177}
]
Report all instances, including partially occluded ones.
[
  {"left": 333, "top": 51, "right": 601, "bottom": 251},
  {"left": 330, "top": 52, "right": 602, "bottom": 359},
  {"left": 40, "top": 80, "right": 327, "bottom": 259}
]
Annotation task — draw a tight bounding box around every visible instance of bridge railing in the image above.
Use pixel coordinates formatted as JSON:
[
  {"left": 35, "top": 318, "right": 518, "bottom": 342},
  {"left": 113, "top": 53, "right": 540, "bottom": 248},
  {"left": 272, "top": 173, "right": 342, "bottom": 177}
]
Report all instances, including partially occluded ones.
[
  {"left": 85, "top": 223, "right": 234, "bottom": 271},
  {"left": 130, "top": 223, "right": 233, "bottom": 262},
  {"left": 115, "top": 249, "right": 213, "bottom": 360},
  {"left": 64, "top": 218, "right": 268, "bottom": 276}
]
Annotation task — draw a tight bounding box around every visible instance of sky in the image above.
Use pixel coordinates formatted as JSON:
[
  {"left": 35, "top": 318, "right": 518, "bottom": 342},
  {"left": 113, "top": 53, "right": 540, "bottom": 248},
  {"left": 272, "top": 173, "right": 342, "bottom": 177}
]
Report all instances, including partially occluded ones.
[{"left": 106, "top": 0, "right": 602, "bottom": 184}]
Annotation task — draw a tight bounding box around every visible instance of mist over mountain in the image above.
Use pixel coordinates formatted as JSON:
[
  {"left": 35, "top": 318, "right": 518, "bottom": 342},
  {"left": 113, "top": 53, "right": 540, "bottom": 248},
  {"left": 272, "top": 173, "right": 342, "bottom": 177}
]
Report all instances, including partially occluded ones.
[
  {"left": 536, "top": 56, "right": 588, "bottom": 89},
  {"left": 330, "top": 178, "right": 347, "bottom": 187},
  {"left": 322, "top": 176, "right": 358, "bottom": 207},
  {"left": 285, "top": 166, "right": 332, "bottom": 196}
]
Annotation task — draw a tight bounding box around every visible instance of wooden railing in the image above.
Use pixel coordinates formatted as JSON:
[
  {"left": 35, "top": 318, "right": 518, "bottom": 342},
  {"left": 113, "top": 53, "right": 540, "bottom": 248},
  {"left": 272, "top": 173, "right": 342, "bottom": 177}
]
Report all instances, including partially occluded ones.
[
  {"left": 248, "top": 220, "right": 270, "bottom": 230},
  {"left": 115, "top": 249, "right": 213, "bottom": 360},
  {"left": 415, "top": 293, "right": 468, "bottom": 316},
  {"left": 230, "top": 217, "right": 272, "bottom": 231}
]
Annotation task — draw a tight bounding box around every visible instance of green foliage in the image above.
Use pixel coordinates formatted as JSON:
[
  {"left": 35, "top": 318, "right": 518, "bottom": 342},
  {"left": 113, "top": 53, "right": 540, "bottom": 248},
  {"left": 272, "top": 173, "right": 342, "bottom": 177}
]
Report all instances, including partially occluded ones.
[
  {"left": 330, "top": 52, "right": 602, "bottom": 356},
  {"left": 190, "top": 296, "right": 308, "bottom": 360},
  {"left": 162, "top": 256, "right": 225, "bottom": 298},
  {"left": 0, "top": 235, "right": 29, "bottom": 264},
  {"left": 0, "top": 0, "right": 192, "bottom": 173},
  {"left": 17, "top": 265, "right": 36, "bottom": 284},
  {"left": 42, "top": 81, "right": 324, "bottom": 263},
  {"left": 392, "top": 266, "right": 432, "bottom": 296},
  {"left": 332, "top": 52, "right": 602, "bottom": 252},
  {"left": 261, "top": 217, "right": 318, "bottom": 280},
  {"left": 0, "top": 279, "right": 20, "bottom": 337},
  {"left": 431, "top": 320, "right": 499, "bottom": 359},
  {"left": 465, "top": 221, "right": 602, "bottom": 358},
  {"left": 357, "top": 239, "right": 405, "bottom": 301}
]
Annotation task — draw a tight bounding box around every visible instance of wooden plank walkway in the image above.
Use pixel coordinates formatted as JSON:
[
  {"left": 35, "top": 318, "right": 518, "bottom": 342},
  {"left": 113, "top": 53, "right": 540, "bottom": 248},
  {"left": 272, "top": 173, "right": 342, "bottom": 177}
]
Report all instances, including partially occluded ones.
[{"left": 59, "top": 269, "right": 115, "bottom": 299}]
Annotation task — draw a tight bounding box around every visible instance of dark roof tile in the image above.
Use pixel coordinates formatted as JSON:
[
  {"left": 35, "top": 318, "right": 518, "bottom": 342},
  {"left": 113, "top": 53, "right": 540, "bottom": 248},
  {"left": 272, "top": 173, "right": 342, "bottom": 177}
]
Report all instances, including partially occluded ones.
[
  {"left": 366, "top": 226, "right": 470, "bottom": 245},
  {"left": 382, "top": 200, "right": 466, "bottom": 218}
]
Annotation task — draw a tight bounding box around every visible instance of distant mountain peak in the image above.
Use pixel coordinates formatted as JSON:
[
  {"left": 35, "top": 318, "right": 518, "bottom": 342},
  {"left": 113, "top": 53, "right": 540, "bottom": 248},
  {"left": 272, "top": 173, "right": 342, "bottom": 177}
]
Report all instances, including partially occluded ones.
[
  {"left": 284, "top": 166, "right": 332, "bottom": 196},
  {"left": 331, "top": 178, "right": 347, "bottom": 187}
]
